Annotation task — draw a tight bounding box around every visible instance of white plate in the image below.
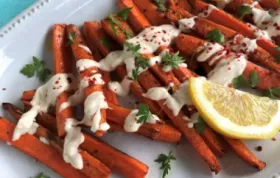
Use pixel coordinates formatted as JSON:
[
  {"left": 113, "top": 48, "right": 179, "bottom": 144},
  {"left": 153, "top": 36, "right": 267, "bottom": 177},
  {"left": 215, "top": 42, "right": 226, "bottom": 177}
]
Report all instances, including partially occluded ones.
[{"left": 0, "top": 0, "right": 280, "bottom": 178}]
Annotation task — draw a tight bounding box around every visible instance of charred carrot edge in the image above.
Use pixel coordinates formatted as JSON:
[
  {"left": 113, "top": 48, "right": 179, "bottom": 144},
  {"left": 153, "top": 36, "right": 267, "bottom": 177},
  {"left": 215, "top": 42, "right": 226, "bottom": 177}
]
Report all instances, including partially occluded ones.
[
  {"left": 0, "top": 117, "right": 88, "bottom": 178},
  {"left": 20, "top": 90, "right": 36, "bottom": 101},
  {"left": 224, "top": 137, "right": 266, "bottom": 170},
  {"left": 176, "top": 33, "right": 280, "bottom": 90},
  {"left": 193, "top": 0, "right": 280, "bottom": 60},
  {"left": 84, "top": 22, "right": 119, "bottom": 106},
  {"left": 259, "top": 0, "right": 279, "bottom": 10},
  {"left": 107, "top": 103, "right": 182, "bottom": 143},
  {"left": 117, "top": 0, "right": 151, "bottom": 33},
  {"left": 132, "top": 0, "right": 169, "bottom": 25},
  {"left": 3, "top": 103, "right": 149, "bottom": 178},
  {"left": 67, "top": 24, "right": 107, "bottom": 137},
  {"left": 122, "top": 6, "right": 227, "bottom": 158},
  {"left": 102, "top": 16, "right": 220, "bottom": 173},
  {"left": 84, "top": 21, "right": 166, "bottom": 118},
  {"left": 168, "top": 6, "right": 280, "bottom": 74}
]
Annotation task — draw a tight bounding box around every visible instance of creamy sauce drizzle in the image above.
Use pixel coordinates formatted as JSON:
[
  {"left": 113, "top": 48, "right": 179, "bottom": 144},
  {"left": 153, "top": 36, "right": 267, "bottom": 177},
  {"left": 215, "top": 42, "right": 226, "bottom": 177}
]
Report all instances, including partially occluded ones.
[
  {"left": 198, "top": 4, "right": 218, "bottom": 18},
  {"left": 13, "top": 74, "right": 76, "bottom": 141},
  {"left": 143, "top": 81, "right": 192, "bottom": 116},
  {"left": 82, "top": 92, "right": 109, "bottom": 132},
  {"left": 124, "top": 110, "right": 160, "bottom": 132},
  {"left": 108, "top": 77, "right": 132, "bottom": 96},
  {"left": 63, "top": 118, "right": 84, "bottom": 170},
  {"left": 179, "top": 17, "right": 197, "bottom": 32},
  {"left": 226, "top": 35, "right": 257, "bottom": 54},
  {"left": 183, "top": 113, "right": 200, "bottom": 128},
  {"left": 39, "top": 137, "right": 49, "bottom": 145},
  {"left": 78, "top": 45, "right": 92, "bottom": 54}
]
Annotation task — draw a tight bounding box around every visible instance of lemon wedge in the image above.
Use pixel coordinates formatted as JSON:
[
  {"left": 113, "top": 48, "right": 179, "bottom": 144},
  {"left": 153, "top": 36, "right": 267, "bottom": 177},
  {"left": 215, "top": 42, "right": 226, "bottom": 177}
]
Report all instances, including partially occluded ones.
[{"left": 189, "top": 77, "right": 280, "bottom": 139}]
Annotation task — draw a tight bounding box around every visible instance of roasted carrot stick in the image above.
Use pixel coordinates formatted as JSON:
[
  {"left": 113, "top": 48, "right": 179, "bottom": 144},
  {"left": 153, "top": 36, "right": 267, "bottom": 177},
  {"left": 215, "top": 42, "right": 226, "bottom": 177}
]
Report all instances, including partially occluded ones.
[
  {"left": 0, "top": 118, "right": 88, "bottom": 178},
  {"left": 102, "top": 12, "right": 222, "bottom": 171},
  {"left": 176, "top": 33, "right": 280, "bottom": 90},
  {"left": 67, "top": 24, "right": 107, "bottom": 136},
  {"left": 83, "top": 21, "right": 166, "bottom": 118},
  {"left": 168, "top": 7, "right": 280, "bottom": 74},
  {"left": 53, "top": 24, "right": 75, "bottom": 137},
  {"left": 259, "top": 0, "right": 279, "bottom": 10},
  {"left": 117, "top": 0, "right": 151, "bottom": 33},
  {"left": 224, "top": 138, "right": 266, "bottom": 170},
  {"left": 3, "top": 103, "right": 149, "bottom": 178},
  {"left": 107, "top": 103, "right": 182, "bottom": 143},
  {"left": 132, "top": 0, "right": 170, "bottom": 25},
  {"left": 3, "top": 103, "right": 111, "bottom": 178},
  {"left": 168, "top": 0, "right": 192, "bottom": 12},
  {"left": 101, "top": 16, "right": 181, "bottom": 89},
  {"left": 192, "top": 0, "right": 280, "bottom": 60},
  {"left": 84, "top": 22, "right": 119, "bottom": 106}
]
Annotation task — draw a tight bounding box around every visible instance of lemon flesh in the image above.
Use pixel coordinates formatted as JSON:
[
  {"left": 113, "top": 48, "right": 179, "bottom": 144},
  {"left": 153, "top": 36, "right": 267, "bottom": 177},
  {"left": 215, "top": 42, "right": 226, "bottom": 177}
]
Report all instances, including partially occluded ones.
[{"left": 189, "top": 77, "right": 280, "bottom": 139}]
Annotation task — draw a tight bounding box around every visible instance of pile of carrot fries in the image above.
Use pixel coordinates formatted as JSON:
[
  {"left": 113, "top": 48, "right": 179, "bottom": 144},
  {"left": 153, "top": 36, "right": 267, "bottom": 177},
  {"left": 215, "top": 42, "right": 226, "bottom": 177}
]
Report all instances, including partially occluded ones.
[{"left": 4, "top": 0, "right": 280, "bottom": 177}]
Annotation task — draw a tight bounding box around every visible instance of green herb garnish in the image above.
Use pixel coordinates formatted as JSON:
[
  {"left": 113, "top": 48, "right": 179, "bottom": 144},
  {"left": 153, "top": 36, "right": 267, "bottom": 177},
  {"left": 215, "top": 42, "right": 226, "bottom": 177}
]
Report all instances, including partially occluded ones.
[
  {"left": 100, "top": 37, "right": 112, "bottom": 49},
  {"left": 117, "top": 7, "right": 133, "bottom": 20},
  {"left": 66, "top": 32, "right": 76, "bottom": 46},
  {"left": 155, "top": 151, "right": 176, "bottom": 178},
  {"left": 107, "top": 8, "right": 133, "bottom": 39},
  {"left": 153, "top": 0, "right": 167, "bottom": 12},
  {"left": 31, "top": 172, "right": 50, "bottom": 178},
  {"left": 136, "top": 104, "right": 151, "bottom": 123},
  {"left": 238, "top": 5, "right": 252, "bottom": 20},
  {"left": 263, "top": 88, "right": 280, "bottom": 99},
  {"left": 20, "top": 56, "right": 51, "bottom": 83},
  {"left": 205, "top": 29, "right": 225, "bottom": 43},
  {"left": 127, "top": 67, "right": 140, "bottom": 81},
  {"left": 162, "top": 51, "right": 184, "bottom": 69},
  {"left": 194, "top": 116, "right": 205, "bottom": 134},
  {"left": 250, "top": 70, "right": 260, "bottom": 88},
  {"left": 232, "top": 75, "right": 250, "bottom": 89}
]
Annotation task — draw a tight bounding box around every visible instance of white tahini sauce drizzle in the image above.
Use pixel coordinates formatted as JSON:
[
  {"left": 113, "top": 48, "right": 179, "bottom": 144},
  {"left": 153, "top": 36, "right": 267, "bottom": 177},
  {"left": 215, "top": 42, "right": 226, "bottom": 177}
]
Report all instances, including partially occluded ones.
[
  {"left": 63, "top": 118, "right": 85, "bottom": 170},
  {"left": 183, "top": 112, "right": 200, "bottom": 128},
  {"left": 13, "top": 74, "right": 76, "bottom": 141},
  {"left": 214, "top": 0, "right": 232, "bottom": 9},
  {"left": 246, "top": 23, "right": 271, "bottom": 40},
  {"left": 143, "top": 81, "right": 192, "bottom": 116},
  {"left": 226, "top": 35, "right": 257, "bottom": 53},
  {"left": 198, "top": 4, "right": 218, "bottom": 18},
  {"left": 59, "top": 74, "right": 104, "bottom": 112},
  {"left": 108, "top": 77, "right": 132, "bottom": 96},
  {"left": 78, "top": 44, "right": 92, "bottom": 54},
  {"left": 178, "top": 17, "right": 197, "bottom": 32},
  {"left": 197, "top": 42, "right": 224, "bottom": 62},
  {"left": 81, "top": 92, "right": 110, "bottom": 132},
  {"left": 244, "top": 2, "right": 280, "bottom": 40},
  {"left": 39, "top": 137, "right": 49, "bottom": 145},
  {"left": 124, "top": 110, "right": 160, "bottom": 132}
]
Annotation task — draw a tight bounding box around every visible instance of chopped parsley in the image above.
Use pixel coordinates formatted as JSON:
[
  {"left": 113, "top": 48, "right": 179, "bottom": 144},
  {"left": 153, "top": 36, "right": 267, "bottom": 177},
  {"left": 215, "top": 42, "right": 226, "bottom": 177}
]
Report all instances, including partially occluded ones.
[
  {"left": 162, "top": 51, "right": 184, "bottom": 69},
  {"left": 20, "top": 56, "right": 51, "bottom": 83},
  {"left": 66, "top": 32, "right": 76, "bottom": 46},
  {"left": 194, "top": 116, "right": 205, "bottom": 134},
  {"left": 153, "top": 0, "right": 167, "bottom": 12},
  {"left": 136, "top": 104, "right": 151, "bottom": 123},
  {"left": 99, "top": 37, "right": 112, "bottom": 49},
  {"left": 205, "top": 29, "right": 225, "bottom": 43},
  {"left": 237, "top": 5, "right": 252, "bottom": 20},
  {"left": 155, "top": 151, "right": 176, "bottom": 178}
]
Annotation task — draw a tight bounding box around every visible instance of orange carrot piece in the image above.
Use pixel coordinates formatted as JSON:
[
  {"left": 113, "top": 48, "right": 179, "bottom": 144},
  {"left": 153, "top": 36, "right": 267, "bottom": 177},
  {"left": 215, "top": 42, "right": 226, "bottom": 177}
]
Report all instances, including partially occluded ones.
[
  {"left": 117, "top": 0, "right": 151, "bottom": 33},
  {"left": 259, "top": 0, "right": 279, "bottom": 10},
  {"left": 84, "top": 21, "right": 166, "bottom": 118},
  {"left": 0, "top": 118, "right": 88, "bottom": 178},
  {"left": 132, "top": 0, "right": 170, "bottom": 25},
  {"left": 193, "top": 0, "right": 280, "bottom": 60},
  {"left": 224, "top": 137, "right": 266, "bottom": 170},
  {"left": 176, "top": 33, "right": 280, "bottom": 90},
  {"left": 53, "top": 24, "right": 75, "bottom": 137},
  {"left": 168, "top": 0, "right": 192, "bottom": 12},
  {"left": 67, "top": 24, "right": 107, "bottom": 137},
  {"left": 3, "top": 103, "right": 149, "bottom": 178},
  {"left": 84, "top": 22, "right": 119, "bottom": 106},
  {"left": 107, "top": 103, "right": 182, "bottom": 143}
]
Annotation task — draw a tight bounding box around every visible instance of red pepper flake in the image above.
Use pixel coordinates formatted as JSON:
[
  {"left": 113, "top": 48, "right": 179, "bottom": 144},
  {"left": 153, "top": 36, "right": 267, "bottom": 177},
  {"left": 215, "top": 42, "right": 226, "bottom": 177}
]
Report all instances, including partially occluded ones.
[
  {"left": 58, "top": 77, "right": 61, "bottom": 80},
  {"left": 276, "top": 26, "right": 280, "bottom": 30},
  {"left": 150, "top": 39, "right": 153, "bottom": 42},
  {"left": 151, "top": 27, "right": 154, "bottom": 30},
  {"left": 204, "top": 12, "right": 208, "bottom": 16},
  {"left": 143, "top": 34, "right": 147, "bottom": 37},
  {"left": 2, "top": 88, "right": 6, "bottom": 91},
  {"left": 145, "top": 39, "right": 149, "bottom": 42},
  {"left": 272, "top": 137, "right": 276, "bottom": 141},
  {"left": 152, "top": 35, "right": 156, "bottom": 38},
  {"left": 255, "top": 146, "right": 262, "bottom": 152},
  {"left": 274, "top": 23, "right": 278, "bottom": 27},
  {"left": 162, "top": 37, "right": 166, "bottom": 42},
  {"left": 55, "top": 81, "right": 59, "bottom": 84},
  {"left": 242, "top": 43, "right": 247, "bottom": 47},
  {"left": 209, "top": 47, "right": 213, "bottom": 50},
  {"left": 162, "top": 30, "right": 166, "bottom": 34},
  {"left": 53, "top": 87, "right": 56, "bottom": 90},
  {"left": 143, "top": 47, "right": 147, "bottom": 50},
  {"left": 228, "top": 67, "right": 231, "bottom": 70}
]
